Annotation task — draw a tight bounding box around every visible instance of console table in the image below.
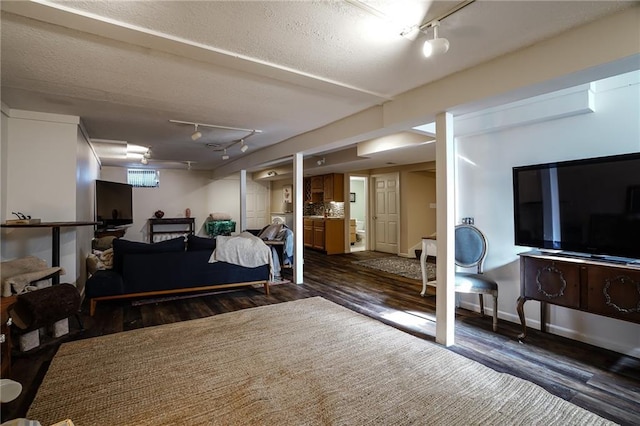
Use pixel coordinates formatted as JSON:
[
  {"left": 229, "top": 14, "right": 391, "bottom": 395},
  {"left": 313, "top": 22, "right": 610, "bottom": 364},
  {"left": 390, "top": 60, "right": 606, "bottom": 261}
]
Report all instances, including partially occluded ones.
[
  {"left": 1, "top": 221, "right": 97, "bottom": 284},
  {"left": 149, "top": 217, "right": 195, "bottom": 242},
  {"left": 517, "top": 251, "right": 640, "bottom": 340}
]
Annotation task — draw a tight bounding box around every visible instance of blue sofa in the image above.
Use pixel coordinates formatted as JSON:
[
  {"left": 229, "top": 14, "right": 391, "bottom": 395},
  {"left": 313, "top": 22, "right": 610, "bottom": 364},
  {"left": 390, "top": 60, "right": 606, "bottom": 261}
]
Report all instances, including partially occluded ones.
[{"left": 85, "top": 235, "right": 270, "bottom": 315}]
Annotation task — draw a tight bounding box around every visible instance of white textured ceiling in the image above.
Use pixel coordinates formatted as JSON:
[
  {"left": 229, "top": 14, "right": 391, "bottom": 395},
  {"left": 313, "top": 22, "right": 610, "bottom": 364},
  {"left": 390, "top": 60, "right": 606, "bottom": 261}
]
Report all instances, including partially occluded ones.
[{"left": 1, "top": 1, "right": 635, "bottom": 172}]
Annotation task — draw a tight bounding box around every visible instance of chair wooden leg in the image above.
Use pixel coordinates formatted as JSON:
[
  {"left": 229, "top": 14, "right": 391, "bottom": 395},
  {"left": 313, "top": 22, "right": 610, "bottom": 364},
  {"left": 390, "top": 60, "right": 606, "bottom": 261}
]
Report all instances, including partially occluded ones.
[{"left": 478, "top": 294, "right": 485, "bottom": 316}]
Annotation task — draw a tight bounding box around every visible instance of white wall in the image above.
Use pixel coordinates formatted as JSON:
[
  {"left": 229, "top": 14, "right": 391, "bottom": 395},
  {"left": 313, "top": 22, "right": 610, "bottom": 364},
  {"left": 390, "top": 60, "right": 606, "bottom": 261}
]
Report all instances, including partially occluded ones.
[
  {"left": 1, "top": 109, "right": 100, "bottom": 293},
  {"left": 100, "top": 167, "right": 270, "bottom": 242},
  {"left": 76, "top": 126, "right": 100, "bottom": 294},
  {"left": 455, "top": 71, "right": 640, "bottom": 355}
]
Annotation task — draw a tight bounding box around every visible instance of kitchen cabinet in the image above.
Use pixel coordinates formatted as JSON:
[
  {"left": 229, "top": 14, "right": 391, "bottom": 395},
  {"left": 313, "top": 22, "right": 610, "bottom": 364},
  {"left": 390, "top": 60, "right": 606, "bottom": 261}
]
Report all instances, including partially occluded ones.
[
  {"left": 303, "top": 217, "right": 345, "bottom": 254},
  {"left": 311, "top": 176, "right": 324, "bottom": 192},
  {"left": 323, "top": 173, "right": 344, "bottom": 202},
  {"left": 303, "top": 218, "right": 314, "bottom": 247},
  {"left": 324, "top": 219, "right": 345, "bottom": 254},
  {"left": 313, "top": 220, "right": 325, "bottom": 250},
  {"left": 349, "top": 219, "right": 356, "bottom": 244},
  {"left": 304, "top": 178, "right": 311, "bottom": 203},
  {"left": 305, "top": 177, "right": 323, "bottom": 203}
]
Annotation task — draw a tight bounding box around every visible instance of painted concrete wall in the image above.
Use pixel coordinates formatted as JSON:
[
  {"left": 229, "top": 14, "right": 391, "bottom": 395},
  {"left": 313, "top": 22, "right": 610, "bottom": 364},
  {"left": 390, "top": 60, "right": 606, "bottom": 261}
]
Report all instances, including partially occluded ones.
[{"left": 455, "top": 71, "right": 640, "bottom": 356}]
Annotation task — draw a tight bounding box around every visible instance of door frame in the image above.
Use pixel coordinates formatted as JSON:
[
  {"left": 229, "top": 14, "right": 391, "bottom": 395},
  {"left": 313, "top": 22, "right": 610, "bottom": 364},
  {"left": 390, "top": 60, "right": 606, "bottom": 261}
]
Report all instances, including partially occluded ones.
[{"left": 348, "top": 174, "right": 369, "bottom": 251}]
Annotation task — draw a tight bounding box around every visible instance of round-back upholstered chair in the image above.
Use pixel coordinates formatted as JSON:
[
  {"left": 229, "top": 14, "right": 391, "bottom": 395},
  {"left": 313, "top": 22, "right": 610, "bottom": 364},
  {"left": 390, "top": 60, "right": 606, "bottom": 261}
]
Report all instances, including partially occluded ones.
[{"left": 454, "top": 224, "right": 498, "bottom": 331}]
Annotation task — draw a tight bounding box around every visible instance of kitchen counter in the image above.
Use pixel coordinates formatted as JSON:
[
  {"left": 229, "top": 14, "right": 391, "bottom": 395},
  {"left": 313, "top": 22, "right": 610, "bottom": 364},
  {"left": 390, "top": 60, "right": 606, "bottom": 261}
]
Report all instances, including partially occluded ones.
[{"left": 304, "top": 216, "right": 345, "bottom": 220}]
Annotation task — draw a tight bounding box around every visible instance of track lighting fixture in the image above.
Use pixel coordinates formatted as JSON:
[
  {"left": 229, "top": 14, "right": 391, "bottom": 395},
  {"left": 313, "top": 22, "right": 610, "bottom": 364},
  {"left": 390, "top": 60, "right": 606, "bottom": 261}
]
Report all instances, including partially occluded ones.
[
  {"left": 267, "top": 170, "right": 278, "bottom": 177},
  {"left": 170, "top": 120, "right": 260, "bottom": 160},
  {"left": 191, "top": 124, "right": 202, "bottom": 141},
  {"left": 423, "top": 21, "right": 449, "bottom": 58},
  {"left": 141, "top": 157, "right": 148, "bottom": 165},
  {"left": 144, "top": 150, "right": 151, "bottom": 159},
  {"left": 317, "top": 157, "right": 326, "bottom": 166}
]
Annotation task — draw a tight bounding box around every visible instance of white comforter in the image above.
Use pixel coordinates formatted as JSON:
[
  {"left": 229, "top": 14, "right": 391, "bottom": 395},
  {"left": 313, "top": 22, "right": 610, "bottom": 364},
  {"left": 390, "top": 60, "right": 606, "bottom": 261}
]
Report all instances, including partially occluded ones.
[{"left": 209, "top": 232, "right": 274, "bottom": 280}]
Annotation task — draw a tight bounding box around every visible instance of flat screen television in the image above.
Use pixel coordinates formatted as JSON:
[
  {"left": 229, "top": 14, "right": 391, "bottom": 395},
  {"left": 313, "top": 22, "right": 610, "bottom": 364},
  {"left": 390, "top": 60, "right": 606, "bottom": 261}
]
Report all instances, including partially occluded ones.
[
  {"left": 95, "top": 180, "right": 133, "bottom": 229},
  {"left": 513, "top": 152, "right": 640, "bottom": 260}
]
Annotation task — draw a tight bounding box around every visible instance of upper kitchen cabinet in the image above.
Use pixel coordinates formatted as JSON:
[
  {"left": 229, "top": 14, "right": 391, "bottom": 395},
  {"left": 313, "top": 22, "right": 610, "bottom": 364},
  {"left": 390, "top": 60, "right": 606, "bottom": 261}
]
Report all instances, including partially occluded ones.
[
  {"left": 304, "top": 177, "right": 323, "bottom": 203},
  {"left": 323, "top": 173, "right": 344, "bottom": 202},
  {"left": 311, "top": 176, "right": 324, "bottom": 193}
]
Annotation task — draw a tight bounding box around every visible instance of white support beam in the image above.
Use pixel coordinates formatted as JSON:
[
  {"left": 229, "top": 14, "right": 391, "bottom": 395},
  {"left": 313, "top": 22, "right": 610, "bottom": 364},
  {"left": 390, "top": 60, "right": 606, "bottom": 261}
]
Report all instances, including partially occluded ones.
[
  {"left": 239, "top": 170, "right": 247, "bottom": 232},
  {"left": 293, "top": 153, "right": 304, "bottom": 284},
  {"left": 435, "top": 112, "right": 456, "bottom": 346}
]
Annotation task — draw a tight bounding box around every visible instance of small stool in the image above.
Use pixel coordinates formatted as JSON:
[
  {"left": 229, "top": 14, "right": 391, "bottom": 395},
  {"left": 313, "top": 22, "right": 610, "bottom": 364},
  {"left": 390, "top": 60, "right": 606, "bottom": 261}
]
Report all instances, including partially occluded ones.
[{"left": 10, "top": 283, "right": 82, "bottom": 351}]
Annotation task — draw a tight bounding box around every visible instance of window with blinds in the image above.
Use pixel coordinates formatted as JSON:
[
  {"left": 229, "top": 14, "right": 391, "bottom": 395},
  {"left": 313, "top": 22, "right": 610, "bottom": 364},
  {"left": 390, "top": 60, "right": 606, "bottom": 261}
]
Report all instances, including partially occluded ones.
[{"left": 127, "top": 169, "right": 159, "bottom": 188}]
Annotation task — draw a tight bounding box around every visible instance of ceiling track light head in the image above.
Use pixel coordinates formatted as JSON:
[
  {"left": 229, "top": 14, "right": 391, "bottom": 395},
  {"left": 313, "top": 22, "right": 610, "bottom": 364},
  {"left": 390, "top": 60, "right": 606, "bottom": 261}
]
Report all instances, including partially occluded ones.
[
  {"left": 317, "top": 157, "right": 326, "bottom": 166},
  {"left": 221, "top": 149, "right": 229, "bottom": 161},
  {"left": 191, "top": 124, "right": 202, "bottom": 141},
  {"left": 240, "top": 139, "right": 248, "bottom": 152},
  {"left": 423, "top": 21, "right": 449, "bottom": 58}
]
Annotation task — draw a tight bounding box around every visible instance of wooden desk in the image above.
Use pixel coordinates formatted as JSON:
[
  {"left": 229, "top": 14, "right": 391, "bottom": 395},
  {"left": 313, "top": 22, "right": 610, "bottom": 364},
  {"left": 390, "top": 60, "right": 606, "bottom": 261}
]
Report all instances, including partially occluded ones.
[
  {"left": 1, "top": 221, "right": 97, "bottom": 284},
  {"left": 420, "top": 236, "right": 437, "bottom": 297}
]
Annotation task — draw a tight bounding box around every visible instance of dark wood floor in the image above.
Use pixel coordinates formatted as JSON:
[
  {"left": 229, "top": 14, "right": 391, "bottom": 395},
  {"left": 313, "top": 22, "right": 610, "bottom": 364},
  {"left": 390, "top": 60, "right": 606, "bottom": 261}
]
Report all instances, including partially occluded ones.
[{"left": 3, "top": 249, "right": 639, "bottom": 424}]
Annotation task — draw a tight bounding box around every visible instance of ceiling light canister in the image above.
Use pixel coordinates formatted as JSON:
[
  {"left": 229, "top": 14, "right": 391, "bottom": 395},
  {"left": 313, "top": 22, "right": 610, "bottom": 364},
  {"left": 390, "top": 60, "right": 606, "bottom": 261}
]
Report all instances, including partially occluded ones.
[
  {"left": 222, "top": 149, "right": 229, "bottom": 161},
  {"left": 191, "top": 124, "right": 202, "bottom": 141},
  {"left": 240, "top": 140, "right": 248, "bottom": 153},
  {"left": 423, "top": 21, "right": 449, "bottom": 58}
]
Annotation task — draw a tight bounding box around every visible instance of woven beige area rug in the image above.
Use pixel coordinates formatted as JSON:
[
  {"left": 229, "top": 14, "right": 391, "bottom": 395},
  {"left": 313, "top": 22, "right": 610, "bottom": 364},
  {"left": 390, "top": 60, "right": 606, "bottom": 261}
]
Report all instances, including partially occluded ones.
[{"left": 28, "top": 297, "right": 613, "bottom": 425}]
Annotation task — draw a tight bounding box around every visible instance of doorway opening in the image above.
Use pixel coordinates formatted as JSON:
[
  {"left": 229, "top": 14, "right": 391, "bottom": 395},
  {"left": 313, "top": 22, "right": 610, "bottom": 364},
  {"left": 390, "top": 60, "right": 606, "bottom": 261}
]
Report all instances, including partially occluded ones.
[{"left": 349, "top": 176, "right": 367, "bottom": 252}]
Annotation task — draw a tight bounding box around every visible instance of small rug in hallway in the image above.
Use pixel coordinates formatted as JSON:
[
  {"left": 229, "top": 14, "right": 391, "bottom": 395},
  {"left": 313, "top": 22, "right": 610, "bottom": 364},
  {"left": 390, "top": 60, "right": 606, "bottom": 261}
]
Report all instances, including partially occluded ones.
[
  {"left": 28, "top": 297, "right": 612, "bottom": 425},
  {"left": 353, "top": 256, "right": 435, "bottom": 281}
]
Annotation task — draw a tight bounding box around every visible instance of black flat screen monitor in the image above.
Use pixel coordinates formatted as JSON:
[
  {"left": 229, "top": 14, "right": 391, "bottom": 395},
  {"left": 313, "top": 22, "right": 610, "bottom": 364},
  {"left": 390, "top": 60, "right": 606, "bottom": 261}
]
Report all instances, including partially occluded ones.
[
  {"left": 513, "top": 153, "right": 640, "bottom": 260},
  {"left": 95, "top": 180, "right": 133, "bottom": 228}
]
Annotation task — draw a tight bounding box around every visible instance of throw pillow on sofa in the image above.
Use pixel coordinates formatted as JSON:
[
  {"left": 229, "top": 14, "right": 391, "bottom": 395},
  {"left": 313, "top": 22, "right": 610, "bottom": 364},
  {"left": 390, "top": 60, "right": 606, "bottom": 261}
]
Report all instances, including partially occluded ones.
[
  {"left": 187, "top": 234, "right": 216, "bottom": 251},
  {"left": 112, "top": 237, "right": 186, "bottom": 274},
  {"left": 86, "top": 248, "right": 114, "bottom": 275}
]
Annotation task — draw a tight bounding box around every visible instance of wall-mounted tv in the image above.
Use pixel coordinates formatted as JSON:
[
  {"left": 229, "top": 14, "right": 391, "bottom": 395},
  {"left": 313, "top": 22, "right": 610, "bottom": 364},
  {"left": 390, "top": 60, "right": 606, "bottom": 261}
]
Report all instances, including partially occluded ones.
[
  {"left": 513, "top": 153, "right": 640, "bottom": 260},
  {"left": 95, "top": 180, "right": 133, "bottom": 229}
]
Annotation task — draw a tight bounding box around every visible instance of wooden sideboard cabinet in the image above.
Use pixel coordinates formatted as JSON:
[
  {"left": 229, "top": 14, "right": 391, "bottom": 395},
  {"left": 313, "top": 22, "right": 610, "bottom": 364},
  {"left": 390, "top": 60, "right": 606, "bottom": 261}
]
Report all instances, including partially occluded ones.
[
  {"left": 148, "top": 218, "right": 195, "bottom": 242},
  {"left": 517, "top": 251, "right": 640, "bottom": 339}
]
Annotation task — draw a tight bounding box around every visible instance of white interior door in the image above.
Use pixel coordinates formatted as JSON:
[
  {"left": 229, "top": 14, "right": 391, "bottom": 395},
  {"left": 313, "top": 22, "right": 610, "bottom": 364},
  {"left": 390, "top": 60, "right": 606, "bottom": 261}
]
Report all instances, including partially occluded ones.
[
  {"left": 373, "top": 173, "right": 399, "bottom": 254},
  {"left": 246, "top": 181, "right": 269, "bottom": 230}
]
